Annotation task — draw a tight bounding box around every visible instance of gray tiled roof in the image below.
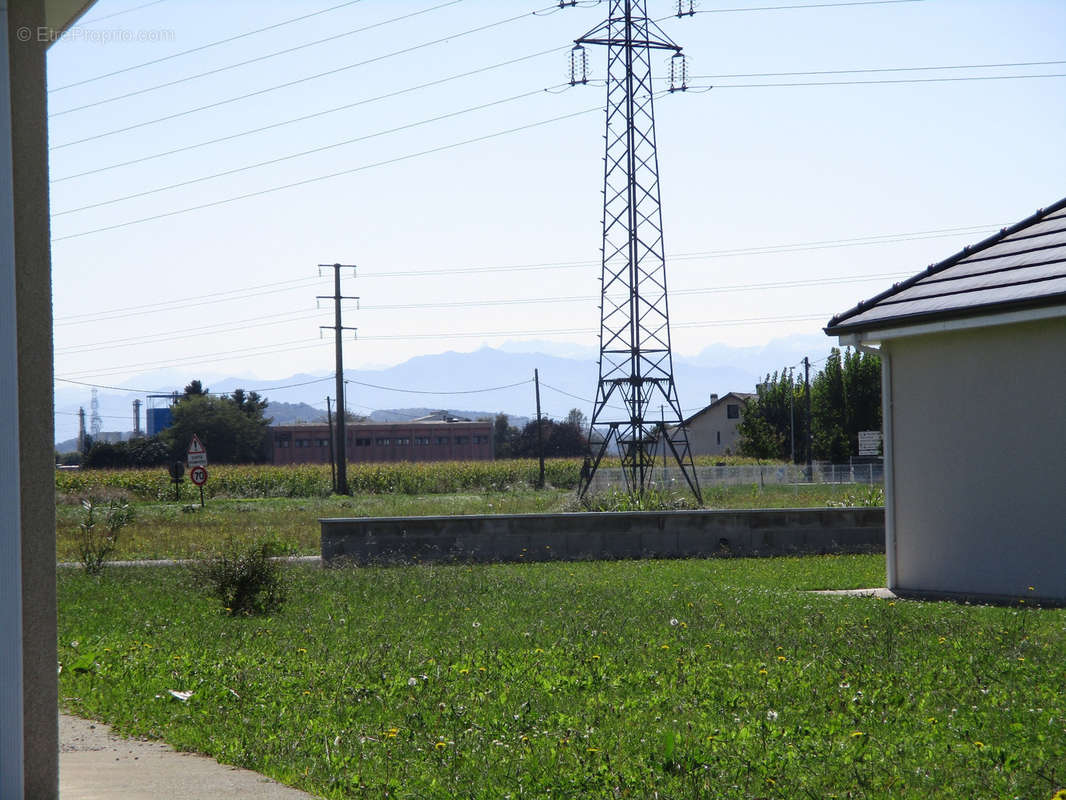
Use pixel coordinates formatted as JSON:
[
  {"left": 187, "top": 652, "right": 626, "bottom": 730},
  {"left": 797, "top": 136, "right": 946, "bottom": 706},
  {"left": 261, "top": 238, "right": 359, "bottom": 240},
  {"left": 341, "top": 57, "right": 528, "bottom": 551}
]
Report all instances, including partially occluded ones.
[{"left": 825, "top": 196, "right": 1066, "bottom": 335}]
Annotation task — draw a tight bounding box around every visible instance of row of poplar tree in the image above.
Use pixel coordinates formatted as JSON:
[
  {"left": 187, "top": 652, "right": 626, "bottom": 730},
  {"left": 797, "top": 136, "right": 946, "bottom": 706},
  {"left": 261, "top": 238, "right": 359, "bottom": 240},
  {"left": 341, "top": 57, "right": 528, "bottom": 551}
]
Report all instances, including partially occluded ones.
[{"left": 737, "top": 347, "right": 882, "bottom": 463}]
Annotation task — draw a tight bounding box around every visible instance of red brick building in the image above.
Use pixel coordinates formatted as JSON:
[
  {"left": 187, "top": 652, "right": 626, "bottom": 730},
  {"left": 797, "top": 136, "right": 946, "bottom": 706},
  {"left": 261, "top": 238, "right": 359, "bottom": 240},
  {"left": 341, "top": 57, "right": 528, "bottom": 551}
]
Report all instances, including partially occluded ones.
[{"left": 270, "top": 416, "right": 494, "bottom": 465}]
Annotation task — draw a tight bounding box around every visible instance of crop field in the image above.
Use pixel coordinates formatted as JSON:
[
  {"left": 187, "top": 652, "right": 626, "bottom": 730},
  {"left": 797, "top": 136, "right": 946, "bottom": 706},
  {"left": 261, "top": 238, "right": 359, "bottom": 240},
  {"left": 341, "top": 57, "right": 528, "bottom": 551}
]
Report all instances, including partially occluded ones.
[
  {"left": 58, "top": 555, "right": 1065, "bottom": 799},
  {"left": 56, "top": 476, "right": 881, "bottom": 562}
]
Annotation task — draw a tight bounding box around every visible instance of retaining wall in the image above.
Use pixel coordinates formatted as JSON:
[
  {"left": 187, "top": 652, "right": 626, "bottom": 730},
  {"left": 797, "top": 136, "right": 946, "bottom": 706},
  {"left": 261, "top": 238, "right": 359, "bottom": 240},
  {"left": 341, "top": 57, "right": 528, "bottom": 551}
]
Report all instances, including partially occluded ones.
[{"left": 320, "top": 508, "right": 885, "bottom": 565}]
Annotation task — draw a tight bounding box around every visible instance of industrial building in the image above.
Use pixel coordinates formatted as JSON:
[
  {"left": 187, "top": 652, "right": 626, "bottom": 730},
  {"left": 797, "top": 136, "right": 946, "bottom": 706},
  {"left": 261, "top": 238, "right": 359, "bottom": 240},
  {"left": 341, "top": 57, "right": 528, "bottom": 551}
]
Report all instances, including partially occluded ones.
[{"left": 271, "top": 415, "right": 494, "bottom": 465}]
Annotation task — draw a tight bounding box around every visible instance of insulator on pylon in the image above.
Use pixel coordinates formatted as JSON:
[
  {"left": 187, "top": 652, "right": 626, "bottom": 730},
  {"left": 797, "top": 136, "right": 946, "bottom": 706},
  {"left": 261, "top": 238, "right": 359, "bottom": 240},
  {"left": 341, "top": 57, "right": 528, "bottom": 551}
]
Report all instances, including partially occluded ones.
[
  {"left": 669, "top": 53, "right": 687, "bottom": 92},
  {"left": 570, "top": 44, "right": 588, "bottom": 86},
  {"left": 676, "top": 0, "right": 695, "bottom": 17}
]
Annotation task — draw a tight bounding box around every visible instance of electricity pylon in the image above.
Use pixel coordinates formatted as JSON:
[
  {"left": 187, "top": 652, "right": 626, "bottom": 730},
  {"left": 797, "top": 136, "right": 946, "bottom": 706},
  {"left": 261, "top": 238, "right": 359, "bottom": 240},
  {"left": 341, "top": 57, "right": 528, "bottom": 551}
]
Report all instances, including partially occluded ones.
[{"left": 569, "top": 0, "right": 701, "bottom": 502}]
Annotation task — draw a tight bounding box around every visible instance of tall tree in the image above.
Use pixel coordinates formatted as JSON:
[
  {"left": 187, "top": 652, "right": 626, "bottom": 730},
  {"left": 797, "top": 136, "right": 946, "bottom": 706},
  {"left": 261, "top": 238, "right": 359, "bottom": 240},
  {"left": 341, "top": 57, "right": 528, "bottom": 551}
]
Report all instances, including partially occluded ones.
[
  {"left": 811, "top": 349, "right": 849, "bottom": 462},
  {"left": 737, "top": 370, "right": 807, "bottom": 462},
  {"left": 162, "top": 390, "right": 271, "bottom": 464},
  {"left": 183, "top": 379, "right": 208, "bottom": 398},
  {"left": 493, "top": 413, "right": 519, "bottom": 459}
]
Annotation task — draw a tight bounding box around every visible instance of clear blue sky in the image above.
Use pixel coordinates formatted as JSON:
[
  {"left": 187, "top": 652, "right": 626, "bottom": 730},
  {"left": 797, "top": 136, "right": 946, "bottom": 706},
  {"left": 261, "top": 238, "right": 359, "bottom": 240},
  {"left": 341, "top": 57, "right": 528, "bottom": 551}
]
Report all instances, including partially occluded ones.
[{"left": 46, "top": 0, "right": 1066, "bottom": 392}]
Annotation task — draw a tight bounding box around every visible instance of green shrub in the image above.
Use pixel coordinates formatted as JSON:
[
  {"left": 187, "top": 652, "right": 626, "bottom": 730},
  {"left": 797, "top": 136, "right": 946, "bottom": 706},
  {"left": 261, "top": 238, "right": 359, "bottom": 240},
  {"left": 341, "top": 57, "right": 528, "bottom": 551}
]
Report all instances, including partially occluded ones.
[
  {"left": 575, "top": 487, "right": 700, "bottom": 512},
  {"left": 196, "top": 537, "right": 288, "bottom": 616},
  {"left": 826, "top": 486, "right": 885, "bottom": 507},
  {"left": 75, "top": 497, "right": 133, "bottom": 574}
]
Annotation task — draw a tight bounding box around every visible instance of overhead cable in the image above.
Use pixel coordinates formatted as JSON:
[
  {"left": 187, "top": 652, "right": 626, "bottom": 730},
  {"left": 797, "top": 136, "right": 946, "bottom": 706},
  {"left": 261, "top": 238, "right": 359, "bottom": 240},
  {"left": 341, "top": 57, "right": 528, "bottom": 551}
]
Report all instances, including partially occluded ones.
[
  {"left": 53, "top": 86, "right": 562, "bottom": 216},
  {"left": 49, "top": 0, "right": 369, "bottom": 92},
  {"left": 49, "top": 1, "right": 561, "bottom": 136},
  {"left": 51, "top": 105, "right": 600, "bottom": 242},
  {"left": 49, "top": 0, "right": 465, "bottom": 116},
  {"left": 51, "top": 46, "right": 566, "bottom": 180}
]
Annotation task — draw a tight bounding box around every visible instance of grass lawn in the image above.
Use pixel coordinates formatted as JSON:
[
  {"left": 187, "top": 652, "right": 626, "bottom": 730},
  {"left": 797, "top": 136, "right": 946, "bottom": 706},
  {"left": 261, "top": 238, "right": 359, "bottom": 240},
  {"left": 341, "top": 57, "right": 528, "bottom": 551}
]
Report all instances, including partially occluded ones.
[
  {"left": 58, "top": 555, "right": 1065, "bottom": 799},
  {"left": 56, "top": 483, "right": 881, "bottom": 562}
]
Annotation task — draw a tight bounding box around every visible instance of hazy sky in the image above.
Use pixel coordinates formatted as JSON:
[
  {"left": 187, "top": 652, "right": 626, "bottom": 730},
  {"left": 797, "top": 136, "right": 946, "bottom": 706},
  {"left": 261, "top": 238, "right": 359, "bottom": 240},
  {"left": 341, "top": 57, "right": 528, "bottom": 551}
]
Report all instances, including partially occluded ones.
[{"left": 46, "top": 0, "right": 1066, "bottom": 393}]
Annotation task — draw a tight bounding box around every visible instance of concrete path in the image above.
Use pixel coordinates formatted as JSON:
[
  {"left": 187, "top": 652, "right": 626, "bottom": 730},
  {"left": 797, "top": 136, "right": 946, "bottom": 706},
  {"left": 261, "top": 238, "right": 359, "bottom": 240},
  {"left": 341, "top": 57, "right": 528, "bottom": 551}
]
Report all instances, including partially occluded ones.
[
  {"left": 60, "top": 714, "right": 318, "bottom": 799},
  {"left": 812, "top": 587, "right": 897, "bottom": 599}
]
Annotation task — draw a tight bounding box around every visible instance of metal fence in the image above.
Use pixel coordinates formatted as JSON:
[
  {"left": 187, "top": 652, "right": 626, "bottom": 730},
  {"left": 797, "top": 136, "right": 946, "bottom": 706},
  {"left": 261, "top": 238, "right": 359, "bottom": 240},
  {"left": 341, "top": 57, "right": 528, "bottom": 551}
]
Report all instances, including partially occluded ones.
[{"left": 586, "top": 462, "right": 884, "bottom": 495}]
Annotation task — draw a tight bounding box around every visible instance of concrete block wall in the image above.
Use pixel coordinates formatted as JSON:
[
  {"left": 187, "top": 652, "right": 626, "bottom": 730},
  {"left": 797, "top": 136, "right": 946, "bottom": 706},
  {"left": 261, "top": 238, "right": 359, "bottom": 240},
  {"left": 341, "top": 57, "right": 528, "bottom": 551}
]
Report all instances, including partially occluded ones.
[{"left": 321, "top": 508, "right": 885, "bottom": 565}]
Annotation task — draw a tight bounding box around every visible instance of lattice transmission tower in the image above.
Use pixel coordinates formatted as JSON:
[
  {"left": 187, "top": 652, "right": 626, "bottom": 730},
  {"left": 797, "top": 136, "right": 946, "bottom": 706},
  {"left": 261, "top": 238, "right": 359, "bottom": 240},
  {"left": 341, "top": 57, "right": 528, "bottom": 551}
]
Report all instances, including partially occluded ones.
[{"left": 569, "top": 0, "right": 701, "bottom": 502}]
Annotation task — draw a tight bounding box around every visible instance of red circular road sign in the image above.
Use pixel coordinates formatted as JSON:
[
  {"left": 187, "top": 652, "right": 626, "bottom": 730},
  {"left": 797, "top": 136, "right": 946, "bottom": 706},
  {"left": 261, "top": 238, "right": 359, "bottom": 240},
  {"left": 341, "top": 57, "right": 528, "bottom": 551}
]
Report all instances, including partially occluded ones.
[{"left": 189, "top": 466, "right": 208, "bottom": 486}]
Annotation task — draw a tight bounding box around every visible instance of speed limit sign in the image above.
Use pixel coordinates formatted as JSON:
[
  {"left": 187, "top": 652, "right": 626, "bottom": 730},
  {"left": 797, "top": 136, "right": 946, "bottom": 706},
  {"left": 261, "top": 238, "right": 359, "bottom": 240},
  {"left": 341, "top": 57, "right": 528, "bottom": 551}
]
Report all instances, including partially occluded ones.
[{"left": 189, "top": 466, "right": 208, "bottom": 486}]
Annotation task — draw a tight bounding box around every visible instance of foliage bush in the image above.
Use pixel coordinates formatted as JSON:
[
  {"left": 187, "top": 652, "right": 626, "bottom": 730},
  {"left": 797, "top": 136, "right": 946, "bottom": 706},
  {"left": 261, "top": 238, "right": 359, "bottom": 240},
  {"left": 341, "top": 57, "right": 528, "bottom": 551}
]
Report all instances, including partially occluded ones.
[
  {"left": 75, "top": 497, "right": 133, "bottom": 574},
  {"left": 826, "top": 485, "right": 885, "bottom": 507},
  {"left": 575, "top": 486, "right": 700, "bottom": 512},
  {"left": 195, "top": 537, "right": 288, "bottom": 616}
]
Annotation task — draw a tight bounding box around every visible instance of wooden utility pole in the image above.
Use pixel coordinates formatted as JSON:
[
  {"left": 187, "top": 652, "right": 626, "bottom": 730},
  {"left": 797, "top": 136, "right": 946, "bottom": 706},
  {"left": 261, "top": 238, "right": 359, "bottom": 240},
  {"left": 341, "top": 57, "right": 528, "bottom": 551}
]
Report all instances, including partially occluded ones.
[
  {"left": 326, "top": 396, "right": 336, "bottom": 493},
  {"left": 318, "top": 263, "right": 358, "bottom": 495},
  {"left": 534, "top": 369, "right": 545, "bottom": 489},
  {"left": 804, "top": 356, "right": 813, "bottom": 479}
]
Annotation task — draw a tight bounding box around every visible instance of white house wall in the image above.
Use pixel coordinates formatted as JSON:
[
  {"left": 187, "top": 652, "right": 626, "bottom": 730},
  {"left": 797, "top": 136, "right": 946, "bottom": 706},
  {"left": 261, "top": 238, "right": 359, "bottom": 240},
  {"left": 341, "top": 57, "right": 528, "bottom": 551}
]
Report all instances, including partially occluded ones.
[
  {"left": 887, "top": 317, "right": 1066, "bottom": 602},
  {"left": 686, "top": 400, "right": 746, "bottom": 456}
]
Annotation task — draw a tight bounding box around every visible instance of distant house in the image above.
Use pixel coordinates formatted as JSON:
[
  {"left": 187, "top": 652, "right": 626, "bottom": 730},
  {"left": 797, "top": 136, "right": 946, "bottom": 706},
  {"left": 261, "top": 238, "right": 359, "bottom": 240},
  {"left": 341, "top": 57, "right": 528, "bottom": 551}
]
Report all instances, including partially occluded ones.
[
  {"left": 678, "top": 392, "right": 754, "bottom": 456},
  {"left": 271, "top": 415, "right": 494, "bottom": 465},
  {"left": 825, "top": 196, "right": 1066, "bottom": 605}
]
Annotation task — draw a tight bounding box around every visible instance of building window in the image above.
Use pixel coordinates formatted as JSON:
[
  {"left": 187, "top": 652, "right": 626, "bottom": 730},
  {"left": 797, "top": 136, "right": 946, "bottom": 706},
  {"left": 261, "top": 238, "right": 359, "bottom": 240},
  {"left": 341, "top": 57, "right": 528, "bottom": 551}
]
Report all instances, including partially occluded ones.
[
  {"left": 355, "top": 438, "right": 370, "bottom": 447},
  {"left": 396, "top": 437, "right": 410, "bottom": 445},
  {"left": 726, "top": 404, "right": 740, "bottom": 419},
  {"left": 415, "top": 436, "right": 431, "bottom": 445},
  {"left": 317, "top": 439, "right": 329, "bottom": 447},
  {"left": 473, "top": 435, "right": 488, "bottom": 444},
  {"left": 376, "top": 437, "right": 391, "bottom": 446},
  {"left": 277, "top": 439, "right": 289, "bottom": 448},
  {"left": 716, "top": 431, "right": 721, "bottom": 446},
  {"left": 455, "top": 435, "right": 469, "bottom": 445},
  {"left": 437, "top": 437, "right": 450, "bottom": 445}
]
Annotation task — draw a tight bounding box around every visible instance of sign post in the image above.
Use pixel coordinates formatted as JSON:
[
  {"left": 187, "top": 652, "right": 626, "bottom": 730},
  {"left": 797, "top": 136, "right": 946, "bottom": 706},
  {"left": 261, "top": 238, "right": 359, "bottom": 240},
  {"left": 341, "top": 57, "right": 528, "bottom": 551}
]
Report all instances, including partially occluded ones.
[
  {"left": 858, "top": 431, "right": 883, "bottom": 457},
  {"left": 189, "top": 465, "right": 208, "bottom": 507},
  {"left": 169, "top": 460, "right": 184, "bottom": 501},
  {"left": 186, "top": 436, "right": 208, "bottom": 506}
]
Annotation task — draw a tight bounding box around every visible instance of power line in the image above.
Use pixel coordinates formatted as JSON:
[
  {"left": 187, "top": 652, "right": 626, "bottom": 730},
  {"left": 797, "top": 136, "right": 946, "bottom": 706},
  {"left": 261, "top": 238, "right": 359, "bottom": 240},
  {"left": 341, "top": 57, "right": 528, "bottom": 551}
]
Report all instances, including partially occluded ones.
[
  {"left": 51, "top": 105, "right": 601, "bottom": 243},
  {"left": 48, "top": 2, "right": 559, "bottom": 139},
  {"left": 49, "top": 0, "right": 369, "bottom": 92},
  {"left": 53, "top": 86, "right": 560, "bottom": 217},
  {"left": 685, "top": 59, "right": 1066, "bottom": 80},
  {"left": 54, "top": 276, "right": 333, "bottom": 325},
  {"left": 55, "top": 308, "right": 331, "bottom": 354},
  {"left": 689, "top": 73, "right": 1066, "bottom": 89},
  {"left": 344, "top": 378, "right": 533, "bottom": 395},
  {"left": 54, "top": 311, "right": 839, "bottom": 381},
  {"left": 53, "top": 222, "right": 999, "bottom": 326},
  {"left": 78, "top": 0, "right": 168, "bottom": 26},
  {"left": 55, "top": 375, "right": 335, "bottom": 394},
  {"left": 49, "top": 1, "right": 465, "bottom": 117},
  {"left": 684, "top": 0, "right": 922, "bottom": 13},
  {"left": 51, "top": 46, "right": 566, "bottom": 180}
]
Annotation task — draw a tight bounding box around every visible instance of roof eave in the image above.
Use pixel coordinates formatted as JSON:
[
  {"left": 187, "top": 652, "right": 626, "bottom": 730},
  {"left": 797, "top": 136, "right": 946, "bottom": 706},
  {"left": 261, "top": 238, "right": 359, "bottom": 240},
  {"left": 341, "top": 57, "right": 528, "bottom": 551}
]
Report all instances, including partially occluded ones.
[{"left": 826, "top": 296, "right": 1066, "bottom": 345}]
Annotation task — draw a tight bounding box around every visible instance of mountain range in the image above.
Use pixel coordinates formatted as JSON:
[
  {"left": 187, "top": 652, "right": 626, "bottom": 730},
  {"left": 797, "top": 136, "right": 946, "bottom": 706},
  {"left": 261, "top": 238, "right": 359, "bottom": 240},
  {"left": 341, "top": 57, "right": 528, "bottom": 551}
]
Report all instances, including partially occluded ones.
[{"left": 53, "top": 333, "right": 830, "bottom": 447}]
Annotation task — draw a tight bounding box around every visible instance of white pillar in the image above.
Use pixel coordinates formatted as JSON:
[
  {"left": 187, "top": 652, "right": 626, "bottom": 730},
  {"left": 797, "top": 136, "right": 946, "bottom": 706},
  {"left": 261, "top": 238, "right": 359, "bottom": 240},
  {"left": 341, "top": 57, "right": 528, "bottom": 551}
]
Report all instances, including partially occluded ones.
[{"left": 0, "top": 3, "right": 26, "bottom": 796}]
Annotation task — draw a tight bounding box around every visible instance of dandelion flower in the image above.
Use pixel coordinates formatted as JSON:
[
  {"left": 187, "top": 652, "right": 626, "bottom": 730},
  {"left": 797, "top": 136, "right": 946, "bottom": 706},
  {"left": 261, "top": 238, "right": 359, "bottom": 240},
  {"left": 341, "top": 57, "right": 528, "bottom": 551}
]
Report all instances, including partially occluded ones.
[
  {"left": 777, "top": 656, "right": 787, "bottom": 662},
  {"left": 587, "top": 747, "right": 599, "bottom": 753},
  {"left": 660, "top": 644, "right": 670, "bottom": 650},
  {"left": 435, "top": 741, "right": 447, "bottom": 750},
  {"left": 850, "top": 731, "right": 864, "bottom": 738}
]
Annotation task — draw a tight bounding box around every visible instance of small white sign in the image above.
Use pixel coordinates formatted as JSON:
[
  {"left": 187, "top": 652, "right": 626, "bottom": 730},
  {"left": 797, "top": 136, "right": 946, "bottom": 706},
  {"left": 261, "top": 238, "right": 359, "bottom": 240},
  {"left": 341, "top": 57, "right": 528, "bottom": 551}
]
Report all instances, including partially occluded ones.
[
  {"left": 858, "top": 430, "right": 882, "bottom": 456},
  {"left": 186, "top": 434, "right": 208, "bottom": 467}
]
